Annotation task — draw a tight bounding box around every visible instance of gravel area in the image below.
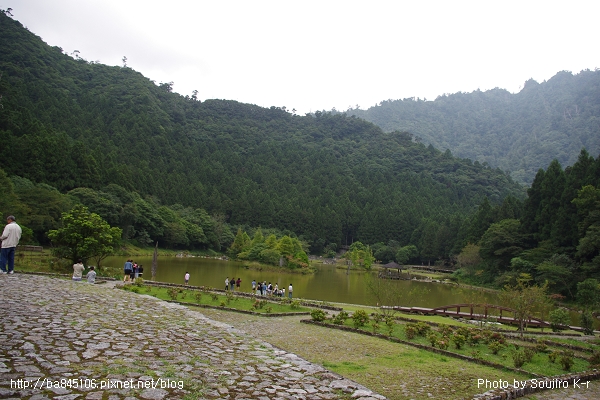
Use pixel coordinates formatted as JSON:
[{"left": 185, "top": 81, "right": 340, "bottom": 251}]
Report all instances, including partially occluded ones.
[{"left": 0, "top": 273, "right": 384, "bottom": 399}]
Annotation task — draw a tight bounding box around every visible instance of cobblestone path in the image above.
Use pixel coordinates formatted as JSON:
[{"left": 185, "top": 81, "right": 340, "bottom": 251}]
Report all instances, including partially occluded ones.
[{"left": 0, "top": 274, "right": 384, "bottom": 399}]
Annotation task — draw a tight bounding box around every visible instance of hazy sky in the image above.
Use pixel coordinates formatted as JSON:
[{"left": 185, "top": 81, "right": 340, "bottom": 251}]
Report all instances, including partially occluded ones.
[{"left": 2, "top": 0, "right": 599, "bottom": 114}]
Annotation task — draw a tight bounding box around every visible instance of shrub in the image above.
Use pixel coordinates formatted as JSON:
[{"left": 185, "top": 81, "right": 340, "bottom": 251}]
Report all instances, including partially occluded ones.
[
  {"left": 265, "top": 306, "right": 272, "bottom": 314},
  {"left": 488, "top": 341, "right": 504, "bottom": 355},
  {"left": 332, "top": 311, "right": 349, "bottom": 325},
  {"left": 385, "top": 316, "right": 395, "bottom": 336},
  {"left": 548, "top": 350, "right": 559, "bottom": 363},
  {"left": 560, "top": 351, "right": 575, "bottom": 371},
  {"left": 428, "top": 332, "right": 439, "bottom": 347},
  {"left": 523, "top": 347, "right": 535, "bottom": 363},
  {"left": 512, "top": 350, "right": 527, "bottom": 368},
  {"left": 470, "top": 350, "right": 482, "bottom": 359},
  {"left": 549, "top": 308, "right": 570, "bottom": 332},
  {"left": 310, "top": 309, "right": 327, "bottom": 322},
  {"left": 534, "top": 339, "right": 548, "bottom": 353},
  {"left": 210, "top": 293, "right": 218, "bottom": 301},
  {"left": 405, "top": 324, "right": 417, "bottom": 340},
  {"left": 452, "top": 334, "right": 466, "bottom": 350},
  {"left": 352, "top": 310, "right": 370, "bottom": 328},
  {"left": 219, "top": 301, "right": 226, "bottom": 307},
  {"left": 290, "top": 300, "right": 301, "bottom": 310},
  {"left": 371, "top": 322, "right": 380, "bottom": 334},
  {"left": 194, "top": 291, "right": 203, "bottom": 303},
  {"left": 167, "top": 287, "right": 179, "bottom": 300},
  {"left": 437, "top": 339, "right": 449, "bottom": 350},
  {"left": 589, "top": 351, "right": 600, "bottom": 368},
  {"left": 133, "top": 278, "right": 144, "bottom": 287},
  {"left": 438, "top": 325, "right": 454, "bottom": 338},
  {"left": 415, "top": 322, "right": 431, "bottom": 336}
]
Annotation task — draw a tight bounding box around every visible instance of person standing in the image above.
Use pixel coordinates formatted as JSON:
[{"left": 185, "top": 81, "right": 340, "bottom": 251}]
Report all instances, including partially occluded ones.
[
  {"left": 288, "top": 283, "right": 293, "bottom": 299},
  {"left": 225, "top": 277, "right": 229, "bottom": 290},
  {"left": 184, "top": 272, "right": 190, "bottom": 285},
  {"left": 0, "top": 215, "right": 22, "bottom": 274},
  {"left": 123, "top": 259, "right": 132, "bottom": 282}
]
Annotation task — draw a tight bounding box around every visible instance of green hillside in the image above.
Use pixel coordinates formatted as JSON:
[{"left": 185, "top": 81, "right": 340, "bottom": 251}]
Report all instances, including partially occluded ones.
[
  {"left": 0, "top": 11, "right": 523, "bottom": 258},
  {"left": 346, "top": 71, "right": 600, "bottom": 184}
]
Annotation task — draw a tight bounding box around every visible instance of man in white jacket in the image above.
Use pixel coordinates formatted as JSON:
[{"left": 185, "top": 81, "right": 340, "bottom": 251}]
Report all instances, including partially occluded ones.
[{"left": 0, "top": 215, "right": 22, "bottom": 274}]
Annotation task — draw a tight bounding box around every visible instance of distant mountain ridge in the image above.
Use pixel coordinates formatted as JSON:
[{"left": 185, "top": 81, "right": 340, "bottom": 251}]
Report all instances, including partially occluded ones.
[{"left": 345, "top": 70, "right": 600, "bottom": 184}]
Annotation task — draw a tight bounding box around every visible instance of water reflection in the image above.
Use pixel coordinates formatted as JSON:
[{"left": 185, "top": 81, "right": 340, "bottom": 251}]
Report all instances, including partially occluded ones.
[{"left": 103, "top": 256, "right": 498, "bottom": 308}]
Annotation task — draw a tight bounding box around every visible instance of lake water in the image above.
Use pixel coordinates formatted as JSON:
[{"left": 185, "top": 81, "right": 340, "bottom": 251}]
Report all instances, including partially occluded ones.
[{"left": 104, "top": 256, "right": 498, "bottom": 308}]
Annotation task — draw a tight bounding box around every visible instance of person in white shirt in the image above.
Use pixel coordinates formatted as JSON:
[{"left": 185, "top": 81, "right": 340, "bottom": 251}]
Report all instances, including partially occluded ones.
[{"left": 0, "top": 215, "right": 22, "bottom": 274}]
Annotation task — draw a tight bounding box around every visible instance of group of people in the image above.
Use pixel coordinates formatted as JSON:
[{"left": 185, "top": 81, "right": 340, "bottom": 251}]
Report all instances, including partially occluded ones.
[
  {"left": 251, "top": 280, "right": 293, "bottom": 298},
  {"left": 72, "top": 259, "right": 96, "bottom": 283},
  {"left": 123, "top": 259, "right": 143, "bottom": 281},
  {"left": 225, "top": 277, "right": 241, "bottom": 291}
]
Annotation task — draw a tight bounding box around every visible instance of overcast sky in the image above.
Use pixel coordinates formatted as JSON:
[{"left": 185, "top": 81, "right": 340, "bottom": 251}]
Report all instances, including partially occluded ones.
[{"left": 2, "top": 0, "right": 599, "bottom": 114}]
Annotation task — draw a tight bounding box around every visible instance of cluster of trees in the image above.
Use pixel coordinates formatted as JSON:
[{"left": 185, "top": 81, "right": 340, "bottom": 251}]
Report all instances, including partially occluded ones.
[
  {"left": 228, "top": 228, "right": 309, "bottom": 269},
  {"left": 0, "top": 12, "right": 524, "bottom": 262},
  {"left": 1, "top": 168, "right": 235, "bottom": 252},
  {"left": 455, "top": 149, "right": 600, "bottom": 302},
  {"left": 346, "top": 70, "right": 600, "bottom": 185}
]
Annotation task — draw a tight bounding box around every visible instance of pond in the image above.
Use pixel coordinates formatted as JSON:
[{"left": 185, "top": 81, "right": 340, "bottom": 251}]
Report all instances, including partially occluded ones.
[{"left": 103, "top": 256, "right": 498, "bottom": 308}]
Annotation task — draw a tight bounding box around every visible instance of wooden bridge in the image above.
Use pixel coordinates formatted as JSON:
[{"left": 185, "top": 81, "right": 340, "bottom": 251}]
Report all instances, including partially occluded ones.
[{"left": 384, "top": 303, "right": 552, "bottom": 329}]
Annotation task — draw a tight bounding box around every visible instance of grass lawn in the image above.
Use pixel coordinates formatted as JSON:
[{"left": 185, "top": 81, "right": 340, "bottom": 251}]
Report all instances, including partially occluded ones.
[
  {"left": 318, "top": 316, "right": 594, "bottom": 377},
  {"left": 120, "top": 283, "right": 311, "bottom": 314}
]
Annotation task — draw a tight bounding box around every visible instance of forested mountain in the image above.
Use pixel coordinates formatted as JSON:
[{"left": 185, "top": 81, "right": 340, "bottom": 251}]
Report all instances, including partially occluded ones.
[
  {"left": 345, "top": 71, "right": 600, "bottom": 185},
  {"left": 0, "top": 11, "right": 523, "bottom": 258}
]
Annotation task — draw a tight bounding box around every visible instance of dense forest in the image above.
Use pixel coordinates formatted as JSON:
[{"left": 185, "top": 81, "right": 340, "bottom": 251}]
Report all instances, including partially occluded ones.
[
  {"left": 0, "top": 11, "right": 523, "bottom": 261},
  {"left": 454, "top": 150, "right": 600, "bottom": 300},
  {"left": 345, "top": 71, "right": 600, "bottom": 185}
]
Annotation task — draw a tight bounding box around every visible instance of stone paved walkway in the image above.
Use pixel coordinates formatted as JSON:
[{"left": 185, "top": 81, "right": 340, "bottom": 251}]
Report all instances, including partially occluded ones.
[{"left": 0, "top": 274, "right": 385, "bottom": 399}]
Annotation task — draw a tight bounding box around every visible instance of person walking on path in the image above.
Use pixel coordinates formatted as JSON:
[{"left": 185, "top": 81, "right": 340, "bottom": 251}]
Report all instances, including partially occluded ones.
[
  {"left": 288, "top": 283, "right": 293, "bottom": 299},
  {"left": 72, "top": 259, "right": 85, "bottom": 281},
  {"left": 0, "top": 215, "right": 22, "bottom": 274}
]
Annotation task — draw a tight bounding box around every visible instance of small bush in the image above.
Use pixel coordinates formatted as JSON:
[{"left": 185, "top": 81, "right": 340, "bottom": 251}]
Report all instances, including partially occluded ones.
[
  {"left": 385, "top": 316, "right": 395, "bottom": 336},
  {"left": 265, "top": 306, "right": 272, "bottom": 314},
  {"left": 560, "top": 350, "right": 575, "bottom": 371},
  {"left": 332, "top": 311, "right": 349, "bottom": 325},
  {"left": 534, "top": 339, "right": 547, "bottom": 353},
  {"left": 405, "top": 325, "right": 417, "bottom": 340},
  {"left": 438, "top": 325, "right": 454, "bottom": 338},
  {"left": 352, "top": 310, "right": 370, "bottom": 328},
  {"left": 210, "top": 293, "right": 219, "bottom": 301},
  {"left": 588, "top": 351, "right": 600, "bottom": 368},
  {"left": 523, "top": 347, "right": 535, "bottom": 363},
  {"left": 219, "top": 301, "right": 226, "bottom": 307},
  {"left": 452, "top": 334, "right": 466, "bottom": 350},
  {"left": 290, "top": 300, "right": 301, "bottom": 310},
  {"left": 548, "top": 350, "right": 559, "bottom": 363},
  {"left": 194, "top": 291, "right": 203, "bottom": 303},
  {"left": 512, "top": 350, "right": 527, "bottom": 368},
  {"left": 428, "top": 332, "right": 439, "bottom": 347},
  {"left": 437, "top": 339, "right": 449, "bottom": 350},
  {"left": 311, "top": 309, "right": 327, "bottom": 322},
  {"left": 167, "top": 287, "right": 179, "bottom": 300},
  {"left": 488, "top": 341, "right": 504, "bottom": 355},
  {"left": 371, "top": 322, "right": 380, "bottom": 334}
]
